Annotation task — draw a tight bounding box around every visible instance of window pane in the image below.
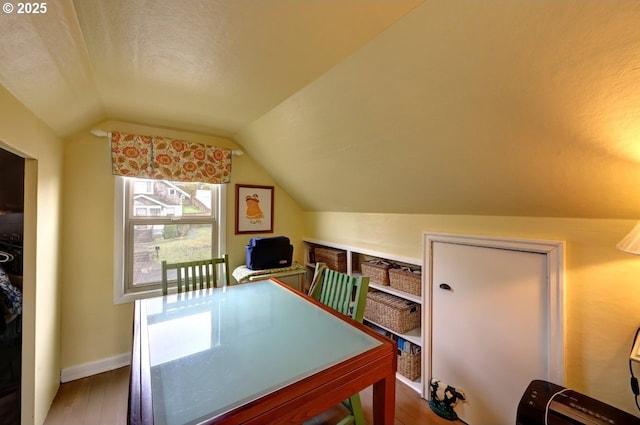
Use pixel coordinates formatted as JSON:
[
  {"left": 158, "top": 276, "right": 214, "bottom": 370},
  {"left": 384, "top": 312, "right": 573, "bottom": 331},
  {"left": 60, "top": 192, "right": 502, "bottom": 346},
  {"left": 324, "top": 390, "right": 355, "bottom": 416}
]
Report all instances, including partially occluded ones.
[
  {"left": 134, "top": 180, "right": 153, "bottom": 194},
  {"left": 130, "top": 179, "right": 213, "bottom": 217},
  {"left": 132, "top": 223, "right": 213, "bottom": 287}
]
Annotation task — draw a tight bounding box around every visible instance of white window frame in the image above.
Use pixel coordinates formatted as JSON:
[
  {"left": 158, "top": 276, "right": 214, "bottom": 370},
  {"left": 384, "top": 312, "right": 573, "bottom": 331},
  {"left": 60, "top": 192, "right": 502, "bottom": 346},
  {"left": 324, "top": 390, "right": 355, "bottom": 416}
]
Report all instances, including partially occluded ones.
[{"left": 113, "top": 176, "right": 227, "bottom": 304}]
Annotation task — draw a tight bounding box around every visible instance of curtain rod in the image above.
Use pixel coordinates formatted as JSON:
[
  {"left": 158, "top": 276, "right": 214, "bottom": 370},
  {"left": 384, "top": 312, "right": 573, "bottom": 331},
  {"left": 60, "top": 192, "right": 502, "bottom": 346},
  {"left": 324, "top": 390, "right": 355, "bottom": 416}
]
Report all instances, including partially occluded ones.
[{"left": 90, "top": 129, "right": 244, "bottom": 156}]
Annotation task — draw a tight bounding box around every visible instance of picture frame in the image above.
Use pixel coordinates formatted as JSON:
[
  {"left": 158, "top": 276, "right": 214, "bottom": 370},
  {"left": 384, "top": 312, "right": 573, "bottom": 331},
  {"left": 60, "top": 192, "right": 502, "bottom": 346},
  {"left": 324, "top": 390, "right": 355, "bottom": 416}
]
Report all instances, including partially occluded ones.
[{"left": 235, "top": 184, "right": 274, "bottom": 234}]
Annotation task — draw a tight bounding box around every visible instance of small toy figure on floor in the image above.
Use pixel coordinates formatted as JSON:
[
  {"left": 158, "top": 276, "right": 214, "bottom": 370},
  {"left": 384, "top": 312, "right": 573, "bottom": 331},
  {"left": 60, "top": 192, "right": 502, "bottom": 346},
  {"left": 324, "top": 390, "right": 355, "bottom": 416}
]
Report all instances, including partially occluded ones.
[{"left": 429, "top": 379, "right": 467, "bottom": 421}]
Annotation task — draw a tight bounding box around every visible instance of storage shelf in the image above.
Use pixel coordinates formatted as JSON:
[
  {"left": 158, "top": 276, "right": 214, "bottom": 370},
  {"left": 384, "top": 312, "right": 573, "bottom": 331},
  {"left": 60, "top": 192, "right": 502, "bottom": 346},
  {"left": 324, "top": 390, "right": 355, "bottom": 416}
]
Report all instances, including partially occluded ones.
[
  {"left": 363, "top": 318, "right": 421, "bottom": 347},
  {"left": 398, "top": 373, "right": 422, "bottom": 394},
  {"left": 368, "top": 282, "right": 421, "bottom": 304},
  {"left": 304, "top": 239, "right": 424, "bottom": 397}
]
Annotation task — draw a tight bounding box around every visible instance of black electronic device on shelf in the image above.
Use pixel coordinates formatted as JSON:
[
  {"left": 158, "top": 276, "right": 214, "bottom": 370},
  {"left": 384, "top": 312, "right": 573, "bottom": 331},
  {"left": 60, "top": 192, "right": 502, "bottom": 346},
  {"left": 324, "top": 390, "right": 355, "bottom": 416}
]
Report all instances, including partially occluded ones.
[{"left": 245, "top": 236, "right": 293, "bottom": 270}]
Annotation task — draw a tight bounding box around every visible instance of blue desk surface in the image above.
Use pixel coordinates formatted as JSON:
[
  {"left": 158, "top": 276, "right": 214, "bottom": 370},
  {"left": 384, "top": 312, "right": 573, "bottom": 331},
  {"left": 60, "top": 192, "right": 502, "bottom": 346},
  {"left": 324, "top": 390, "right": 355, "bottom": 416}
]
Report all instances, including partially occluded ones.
[{"left": 139, "top": 279, "right": 381, "bottom": 425}]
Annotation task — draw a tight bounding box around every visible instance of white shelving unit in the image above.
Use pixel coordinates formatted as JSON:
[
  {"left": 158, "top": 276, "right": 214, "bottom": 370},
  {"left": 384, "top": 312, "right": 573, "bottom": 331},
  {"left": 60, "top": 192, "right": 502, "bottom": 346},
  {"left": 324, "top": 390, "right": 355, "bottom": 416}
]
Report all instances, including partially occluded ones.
[{"left": 303, "top": 239, "right": 423, "bottom": 395}]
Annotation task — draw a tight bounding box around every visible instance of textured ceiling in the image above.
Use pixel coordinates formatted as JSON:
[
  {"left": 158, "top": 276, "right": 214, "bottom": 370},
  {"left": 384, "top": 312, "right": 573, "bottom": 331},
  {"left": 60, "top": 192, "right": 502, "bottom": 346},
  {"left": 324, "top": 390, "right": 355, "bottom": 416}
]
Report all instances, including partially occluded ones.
[
  {"left": 1, "top": 1, "right": 640, "bottom": 218},
  {"left": 0, "top": 0, "right": 420, "bottom": 136}
]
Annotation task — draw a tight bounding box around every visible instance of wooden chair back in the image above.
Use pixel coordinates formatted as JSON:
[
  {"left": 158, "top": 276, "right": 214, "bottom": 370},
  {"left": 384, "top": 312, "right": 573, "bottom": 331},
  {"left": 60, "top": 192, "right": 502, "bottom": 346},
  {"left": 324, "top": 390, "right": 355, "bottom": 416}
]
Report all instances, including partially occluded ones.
[
  {"left": 310, "top": 262, "right": 370, "bottom": 323},
  {"left": 161, "top": 254, "right": 230, "bottom": 295}
]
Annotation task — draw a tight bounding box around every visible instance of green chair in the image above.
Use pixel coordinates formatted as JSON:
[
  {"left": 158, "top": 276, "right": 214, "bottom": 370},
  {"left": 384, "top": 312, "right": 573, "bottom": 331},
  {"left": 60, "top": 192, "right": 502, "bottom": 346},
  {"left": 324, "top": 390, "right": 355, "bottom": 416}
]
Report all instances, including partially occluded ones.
[
  {"left": 309, "top": 262, "right": 370, "bottom": 425},
  {"left": 161, "top": 254, "right": 230, "bottom": 295}
]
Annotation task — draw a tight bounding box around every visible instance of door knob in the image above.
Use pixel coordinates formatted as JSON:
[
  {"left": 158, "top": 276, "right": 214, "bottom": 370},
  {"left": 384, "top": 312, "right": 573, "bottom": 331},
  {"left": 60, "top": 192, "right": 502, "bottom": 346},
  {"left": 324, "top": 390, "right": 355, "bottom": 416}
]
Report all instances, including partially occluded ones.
[{"left": 439, "top": 283, "right": 452, "bottom": 291}]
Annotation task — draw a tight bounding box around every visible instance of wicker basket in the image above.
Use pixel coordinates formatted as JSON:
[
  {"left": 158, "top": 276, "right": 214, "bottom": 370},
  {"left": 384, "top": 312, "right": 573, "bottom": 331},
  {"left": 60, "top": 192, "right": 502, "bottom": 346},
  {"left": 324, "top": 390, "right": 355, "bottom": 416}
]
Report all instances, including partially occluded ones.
[
  {"left": 389, "top": 268, "right": 422, "bottom": 296},
  {"left": 361, "top": 260, "right": 392, "bottom": 285},
  {"left": 364, "top": 291, "right": 421, "bottom": 333},
  {"left": 398, "top": 350, "right": 421, "bottom": 381},
  {"left": 314, "top": 247, "right": 347, "bottom": 272}
]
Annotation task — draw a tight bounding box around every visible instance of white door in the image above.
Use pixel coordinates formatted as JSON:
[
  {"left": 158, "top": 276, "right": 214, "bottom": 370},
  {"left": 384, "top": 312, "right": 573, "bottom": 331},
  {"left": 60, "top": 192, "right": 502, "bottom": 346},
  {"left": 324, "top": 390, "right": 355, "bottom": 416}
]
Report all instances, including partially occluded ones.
[{"left": 431, "top": 241, "right": 549, "bottom": 425}]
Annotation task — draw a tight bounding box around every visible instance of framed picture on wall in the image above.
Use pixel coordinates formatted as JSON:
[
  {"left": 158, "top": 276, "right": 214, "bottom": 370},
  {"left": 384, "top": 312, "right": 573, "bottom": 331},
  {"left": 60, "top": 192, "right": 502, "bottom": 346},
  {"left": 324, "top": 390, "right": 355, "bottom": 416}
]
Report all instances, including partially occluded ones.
[{"left": 235, "top": 184, "right": 274, "bottom": 234}]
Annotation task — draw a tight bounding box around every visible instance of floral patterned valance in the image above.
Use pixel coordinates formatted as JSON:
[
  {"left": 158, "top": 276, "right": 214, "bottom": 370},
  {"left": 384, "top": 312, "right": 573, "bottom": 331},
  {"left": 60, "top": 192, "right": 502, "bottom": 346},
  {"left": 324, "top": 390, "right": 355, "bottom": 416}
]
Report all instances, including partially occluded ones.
[{"left": 111, "top": 132, "right": 231, "bottom": 184}]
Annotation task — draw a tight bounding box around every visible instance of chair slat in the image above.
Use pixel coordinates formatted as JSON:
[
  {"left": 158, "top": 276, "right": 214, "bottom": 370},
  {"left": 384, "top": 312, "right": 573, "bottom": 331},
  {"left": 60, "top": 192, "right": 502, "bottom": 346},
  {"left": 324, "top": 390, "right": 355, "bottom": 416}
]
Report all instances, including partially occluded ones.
[
  {"left": 176, "top": 270, "right": 183, "bottom": 293},
  {"left": 204, "top": 263, "right": 211, "bottom": 289}
]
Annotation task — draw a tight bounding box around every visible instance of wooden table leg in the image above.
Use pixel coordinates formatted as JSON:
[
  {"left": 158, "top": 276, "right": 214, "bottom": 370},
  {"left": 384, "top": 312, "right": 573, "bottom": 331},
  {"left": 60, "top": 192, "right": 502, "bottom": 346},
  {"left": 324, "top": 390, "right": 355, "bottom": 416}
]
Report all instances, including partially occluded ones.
[{"left": 372, "top": 373, "right": 396, "bottom": 425}]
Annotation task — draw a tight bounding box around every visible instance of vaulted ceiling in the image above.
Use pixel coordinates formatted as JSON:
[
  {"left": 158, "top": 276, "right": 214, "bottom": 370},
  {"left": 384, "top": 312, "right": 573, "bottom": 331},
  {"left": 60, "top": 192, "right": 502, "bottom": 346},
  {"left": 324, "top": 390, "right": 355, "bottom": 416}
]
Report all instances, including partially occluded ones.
[{"left": 1, "top": 1, "right": 640, "bottom": 218}]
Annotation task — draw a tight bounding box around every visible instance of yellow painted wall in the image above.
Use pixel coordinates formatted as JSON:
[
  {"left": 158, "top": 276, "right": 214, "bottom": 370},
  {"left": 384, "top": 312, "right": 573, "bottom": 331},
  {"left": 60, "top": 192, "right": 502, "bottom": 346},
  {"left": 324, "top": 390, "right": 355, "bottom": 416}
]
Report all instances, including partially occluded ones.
[
  {"left": 304, "top": 211, "right": 640, "bottom": 415},
  {"left": 60, "top": 120, "right": 304, "bottom": 369},
  {"left": 0, "top": 86, "right": 63, "bottom": 425},
  {"left": 57, "top": 117, "right": 640, "bottom": 416}
]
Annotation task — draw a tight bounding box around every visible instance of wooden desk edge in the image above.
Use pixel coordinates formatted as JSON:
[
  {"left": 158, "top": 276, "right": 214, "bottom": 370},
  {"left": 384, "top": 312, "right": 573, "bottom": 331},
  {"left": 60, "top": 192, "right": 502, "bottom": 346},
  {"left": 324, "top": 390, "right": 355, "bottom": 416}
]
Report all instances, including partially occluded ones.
[{"left": 243, "top": 280, "right": 398, "bottom": 425}]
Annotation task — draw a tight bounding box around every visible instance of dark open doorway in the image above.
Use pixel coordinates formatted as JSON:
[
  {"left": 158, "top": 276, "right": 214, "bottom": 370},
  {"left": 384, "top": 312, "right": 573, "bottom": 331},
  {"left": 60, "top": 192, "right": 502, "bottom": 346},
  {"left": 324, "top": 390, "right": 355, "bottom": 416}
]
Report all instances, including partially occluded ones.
[{"left": 0, "top": 147, "right": 25, "bottom": 425}]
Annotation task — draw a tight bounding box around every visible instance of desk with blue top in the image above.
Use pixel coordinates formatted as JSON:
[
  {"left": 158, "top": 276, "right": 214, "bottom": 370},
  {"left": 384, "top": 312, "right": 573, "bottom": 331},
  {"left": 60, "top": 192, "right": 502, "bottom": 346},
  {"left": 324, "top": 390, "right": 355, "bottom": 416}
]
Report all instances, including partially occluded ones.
[{"left": 128, "top": 279, "right": 397, "bottom": 425}]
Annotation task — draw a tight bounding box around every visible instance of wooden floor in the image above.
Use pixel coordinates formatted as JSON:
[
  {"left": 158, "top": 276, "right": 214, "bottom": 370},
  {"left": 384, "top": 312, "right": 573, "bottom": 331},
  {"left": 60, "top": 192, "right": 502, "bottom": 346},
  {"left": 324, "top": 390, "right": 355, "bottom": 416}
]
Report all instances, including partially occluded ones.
[{"left": 43, "top": 366, "right": 463, "bottom": 425}]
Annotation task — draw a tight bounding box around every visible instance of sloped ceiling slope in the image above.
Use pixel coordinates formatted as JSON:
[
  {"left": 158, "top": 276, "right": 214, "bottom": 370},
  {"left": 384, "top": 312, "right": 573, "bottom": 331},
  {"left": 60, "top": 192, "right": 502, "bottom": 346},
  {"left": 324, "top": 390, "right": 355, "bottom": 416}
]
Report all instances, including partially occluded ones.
[
  {"left": 237, "top": 1, "right": 640, "bottom": 218},
  {"left": 1, "top": 1, "right": 640, "bottom": 218}
]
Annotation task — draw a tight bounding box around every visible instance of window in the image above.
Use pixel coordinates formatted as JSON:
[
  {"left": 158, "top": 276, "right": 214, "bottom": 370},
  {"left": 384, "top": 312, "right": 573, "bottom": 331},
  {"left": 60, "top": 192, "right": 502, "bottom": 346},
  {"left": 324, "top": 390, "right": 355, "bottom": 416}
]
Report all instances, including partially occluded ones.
[
  {"left": 134, "top": 180, "right": 153, "bottom": 194},
  {"left": 114, "top": 177, "right": 227, "bottom": 303}
]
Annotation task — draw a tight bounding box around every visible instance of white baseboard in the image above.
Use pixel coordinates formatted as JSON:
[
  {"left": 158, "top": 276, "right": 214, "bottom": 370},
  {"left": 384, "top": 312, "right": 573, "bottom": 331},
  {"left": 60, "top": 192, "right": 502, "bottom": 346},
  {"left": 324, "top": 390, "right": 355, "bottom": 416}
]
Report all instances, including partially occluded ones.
[{"left": 60, "top": 352, "right": 130, "bottom": 383}]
